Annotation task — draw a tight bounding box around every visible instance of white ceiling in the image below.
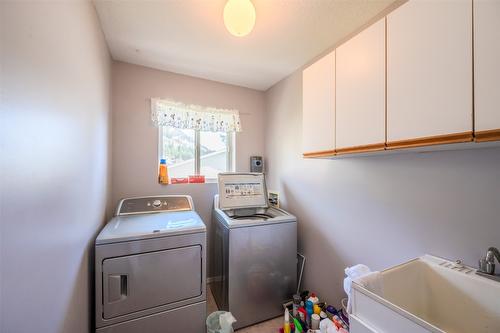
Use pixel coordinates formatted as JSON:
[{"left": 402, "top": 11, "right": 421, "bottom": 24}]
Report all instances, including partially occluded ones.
[{"left": 94, "top": 0, "right": 397, "bottom": 91}]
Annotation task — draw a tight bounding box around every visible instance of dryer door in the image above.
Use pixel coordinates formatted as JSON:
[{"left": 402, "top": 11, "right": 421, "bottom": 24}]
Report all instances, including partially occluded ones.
[{"left": 102, "top": 245, "right": 202, "bottom": 319}]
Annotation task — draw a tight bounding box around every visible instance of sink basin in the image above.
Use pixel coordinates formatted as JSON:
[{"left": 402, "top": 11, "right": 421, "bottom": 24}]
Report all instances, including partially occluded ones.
[{"left": 350, "top": 255, "right": 500, "bottom": 333}]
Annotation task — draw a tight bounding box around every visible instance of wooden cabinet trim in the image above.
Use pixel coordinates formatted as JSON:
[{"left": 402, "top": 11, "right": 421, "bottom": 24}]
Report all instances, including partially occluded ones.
[
  {"left": 336, "top": 143, "right": 386, "bottom": 155},
  {"left": 303, "top": 149, "right": 336, "bottom": 158},
  {"left": 386, "top": 132, "right": 473, "bottom": 150},
  {"left": 302, "top": 131, "right": 500, "bottom": 158},
  {"left": 475, "top": 129, "right": 500, "bottom": 142}
]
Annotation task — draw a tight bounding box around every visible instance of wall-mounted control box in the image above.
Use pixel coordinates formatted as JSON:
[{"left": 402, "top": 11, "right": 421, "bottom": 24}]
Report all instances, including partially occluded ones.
[{"left": 250, "top": 156, "right": 263, "bottom": 173}]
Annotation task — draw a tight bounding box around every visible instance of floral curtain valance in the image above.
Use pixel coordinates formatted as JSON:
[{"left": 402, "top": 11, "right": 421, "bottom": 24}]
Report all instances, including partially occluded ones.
[{"left": 151, "top": 98, "right": 242, "bottom": 132}]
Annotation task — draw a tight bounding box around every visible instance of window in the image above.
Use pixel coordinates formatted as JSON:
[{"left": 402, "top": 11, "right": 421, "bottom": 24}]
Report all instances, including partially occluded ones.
[
  {"left": 159, "top": 126, "right": 235, "bottom": 180},
  {"left": 151, "top": 98, "right": 241, "bottom": 181}
]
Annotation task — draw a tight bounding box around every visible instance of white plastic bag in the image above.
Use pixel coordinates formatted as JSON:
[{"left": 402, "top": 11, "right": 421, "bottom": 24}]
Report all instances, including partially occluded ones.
[
  {"left": 319, "top": 318, "right": 337, "bottom": 333},
  {"left": 219, "top": 312, "right": 237, "bottom": 333},
  {"left": 343, "top": 264, "right": 371, "bottom": 296},
  {"left": 206, "top": 311, "right": 236, "bottom": 333},
  {"left": 344, "top": 264, "right": 372, "bottom": 313}
]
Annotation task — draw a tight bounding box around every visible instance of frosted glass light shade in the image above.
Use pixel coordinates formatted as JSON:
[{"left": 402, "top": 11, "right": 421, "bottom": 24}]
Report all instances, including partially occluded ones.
[{"left": 223, "top": 0, "right": 256, "bottom": 37}]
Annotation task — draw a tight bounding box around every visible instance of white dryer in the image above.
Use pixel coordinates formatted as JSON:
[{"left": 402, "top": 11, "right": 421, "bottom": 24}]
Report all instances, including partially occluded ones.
[{"left": 95, "top": 195, "right": 206, "bottom": 333}]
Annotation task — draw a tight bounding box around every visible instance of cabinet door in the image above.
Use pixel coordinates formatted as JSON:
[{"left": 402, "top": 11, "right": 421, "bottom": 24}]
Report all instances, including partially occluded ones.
[
  {"left": 386, "top": 0, "right": 473, "bottom": 148},
  {"left": 302, "top": 51, "right": 335, "bottom": 156},
  {"left": 336, "top": 18, "right": 386, "bottom": 153},
  {"left": 474, "top": 0, "right": 500, "bottom": 142}
]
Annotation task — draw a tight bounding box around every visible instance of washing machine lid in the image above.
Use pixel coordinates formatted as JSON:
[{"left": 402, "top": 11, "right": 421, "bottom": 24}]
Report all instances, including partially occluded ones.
[
  {"left": 215, "top": 206, "right": 296, "bottom": 228},
  {"left": 218, "top": 172, "right": 268, "bottom": 210},
  {"left": 96, "top": 211, "right": 206, "bottom": 244}
]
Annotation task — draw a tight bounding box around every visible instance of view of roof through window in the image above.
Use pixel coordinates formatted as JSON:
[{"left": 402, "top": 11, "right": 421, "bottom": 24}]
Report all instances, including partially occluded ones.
[{"left": 160, "top": 127, "right": 231, "bottom": 179}]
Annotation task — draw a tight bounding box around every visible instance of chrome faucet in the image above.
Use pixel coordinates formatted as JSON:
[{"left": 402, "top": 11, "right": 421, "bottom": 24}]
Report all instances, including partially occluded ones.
[{"left": 478, "top": 247, "right": 500, "bottom": 275}]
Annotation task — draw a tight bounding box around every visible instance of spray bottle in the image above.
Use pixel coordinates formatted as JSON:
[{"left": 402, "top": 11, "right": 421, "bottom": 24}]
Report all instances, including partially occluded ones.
[
  {"left": 284, "top": 309, "right": 291, "bottom": 333},
  {"left": 305, "top": 300, "right": 314, "bottom": 328}
]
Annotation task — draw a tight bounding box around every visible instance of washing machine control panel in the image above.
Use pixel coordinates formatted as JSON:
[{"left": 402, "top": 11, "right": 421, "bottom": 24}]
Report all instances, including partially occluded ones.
[{"left": 116, "top": 196, "right": 193, "bottom": 215}]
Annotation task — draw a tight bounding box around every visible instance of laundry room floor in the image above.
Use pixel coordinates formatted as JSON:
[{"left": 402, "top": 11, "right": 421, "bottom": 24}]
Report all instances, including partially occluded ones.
[{"left": 207, "top": 284, "right": 283, "bottom": 332}]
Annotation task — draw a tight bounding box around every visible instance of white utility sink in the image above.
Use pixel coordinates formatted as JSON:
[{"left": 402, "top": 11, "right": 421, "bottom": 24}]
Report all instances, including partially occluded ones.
[{"left": 350, "top": 255, "right": 500, "bottom": 333}]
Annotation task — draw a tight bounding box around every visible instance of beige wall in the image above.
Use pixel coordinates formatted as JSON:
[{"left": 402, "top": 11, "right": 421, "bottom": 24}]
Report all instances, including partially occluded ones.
[
  {"left": 111, "top": 61, "right": 265, "bottom": 276},
  {"left": 0, "top": 2, "right": 111, "bottom": 332},
  {"left": 264, "top": 71, "right": 500, "bottom": 306}
]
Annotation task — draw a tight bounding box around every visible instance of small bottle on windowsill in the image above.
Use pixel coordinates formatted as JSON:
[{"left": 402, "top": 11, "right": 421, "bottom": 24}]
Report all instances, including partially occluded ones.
[
  {"left": 158, "top": 159, "right": 169, "bottom": 184},
  {"left": 188, "top": 175, "right": 205, "bottom": 183}
]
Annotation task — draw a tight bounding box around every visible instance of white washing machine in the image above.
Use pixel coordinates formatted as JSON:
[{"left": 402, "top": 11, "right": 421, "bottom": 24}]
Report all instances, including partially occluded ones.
[
  {"left": 212, "top": 173, "right": 297, "bottom": 329},
  {"left": 95, "top": 195, "right": 206, "bottom": 333}
]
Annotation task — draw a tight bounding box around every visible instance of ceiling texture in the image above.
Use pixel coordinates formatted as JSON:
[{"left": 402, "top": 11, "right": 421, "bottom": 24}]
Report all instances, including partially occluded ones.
[{"left": 94, "top": 0, "right": 398, "bottom": 91}]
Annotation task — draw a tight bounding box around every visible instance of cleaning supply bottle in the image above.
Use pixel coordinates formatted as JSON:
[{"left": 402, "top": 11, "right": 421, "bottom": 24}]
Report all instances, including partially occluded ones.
[
  {"left": 297, "top": 307, "right": 306, "bottom": 322},
  {"left": 158, "top": 159, "right": 169, "bottom": 184},
  {"left": 305, "top": 300, "right": 313, "bottom": 327},
  {"left": 311, "top": 314, "right": 320, "bottom": 330},
  {"left": 292, "top": 317, "right": 303, "bottom": 333},
  {"left": 307, "top": 292, "right": 319, "bottom": 305},
  {"left": 284, "top": 309, "right": 291, "bottom": 333},
  {"left": 292, "top": 294, "right": 301, "bottom": 317}
]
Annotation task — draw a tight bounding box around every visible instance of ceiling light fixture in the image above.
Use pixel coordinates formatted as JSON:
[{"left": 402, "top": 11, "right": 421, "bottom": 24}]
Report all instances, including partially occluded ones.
[{"left": 223, "top": 0, "right": 256, "bottom": 37}]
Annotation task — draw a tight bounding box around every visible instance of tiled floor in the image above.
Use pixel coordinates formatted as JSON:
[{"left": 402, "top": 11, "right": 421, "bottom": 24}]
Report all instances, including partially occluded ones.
[{"left": 207, "top": 284, "right": 283, "bottom": 333}]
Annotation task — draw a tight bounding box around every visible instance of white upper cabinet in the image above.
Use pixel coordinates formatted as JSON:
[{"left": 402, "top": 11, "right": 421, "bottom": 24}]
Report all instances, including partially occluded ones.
[
  {"left": 474, "top": 0, "right": 500, "bottom": 139},
  {"left": 302, "top": 51, "right": 335, "bottom": 155},
  {"left": 336, "top": 18, "right": 386, "bottom": 152},
  {"left": 386, "top": 0, "right": 473, "bottom": 145}
]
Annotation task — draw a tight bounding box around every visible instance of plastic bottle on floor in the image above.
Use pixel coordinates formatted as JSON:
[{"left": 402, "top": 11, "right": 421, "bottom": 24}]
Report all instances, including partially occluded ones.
[
  {"left": 307, "top": 293, "right": 319, "bottom": 305},
  {"left": 305, "top": 301, "right": 313, "bottom": 327},
  {"left": 284, "top": 309, "right": 291, "bottom": 333}
]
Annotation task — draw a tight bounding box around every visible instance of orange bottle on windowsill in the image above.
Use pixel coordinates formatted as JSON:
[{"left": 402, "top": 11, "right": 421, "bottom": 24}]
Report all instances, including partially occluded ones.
[{"left": 158, "top": 159, "right": 169, "bottom": 184}]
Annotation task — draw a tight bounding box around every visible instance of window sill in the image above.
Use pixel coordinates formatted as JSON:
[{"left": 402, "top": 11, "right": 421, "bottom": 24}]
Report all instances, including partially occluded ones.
[{"left": 159, "top": 179, "right": 218, "bottom": 185}]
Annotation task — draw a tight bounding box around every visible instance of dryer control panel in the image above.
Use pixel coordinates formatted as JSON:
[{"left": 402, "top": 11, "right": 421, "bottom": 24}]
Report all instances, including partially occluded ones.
[{"left": 116, "top": 195, "right": 193, "bottom": 215}]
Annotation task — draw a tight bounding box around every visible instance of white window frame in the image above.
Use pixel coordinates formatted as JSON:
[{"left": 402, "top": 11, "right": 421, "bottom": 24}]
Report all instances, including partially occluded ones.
[{"left": 158, "top": 126, "right": 235, "bottom": 181}]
